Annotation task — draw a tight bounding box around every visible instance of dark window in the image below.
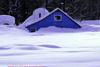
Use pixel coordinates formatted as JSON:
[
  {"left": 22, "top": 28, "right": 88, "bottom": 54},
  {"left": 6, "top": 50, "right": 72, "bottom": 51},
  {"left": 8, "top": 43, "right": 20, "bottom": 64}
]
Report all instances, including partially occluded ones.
[
  {"left": 54, "top": 15, "right": 62, "bottom": 21},
  {"left": 39, "top": 13, "right": 41, "bottom": 18}
]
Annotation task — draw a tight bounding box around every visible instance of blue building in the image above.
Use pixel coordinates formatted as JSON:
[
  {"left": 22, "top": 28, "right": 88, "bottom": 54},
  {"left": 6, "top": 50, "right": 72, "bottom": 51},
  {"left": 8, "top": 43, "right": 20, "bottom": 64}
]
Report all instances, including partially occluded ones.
[{"left": 26, "top": 8, "right": 81, "bottom": 32}]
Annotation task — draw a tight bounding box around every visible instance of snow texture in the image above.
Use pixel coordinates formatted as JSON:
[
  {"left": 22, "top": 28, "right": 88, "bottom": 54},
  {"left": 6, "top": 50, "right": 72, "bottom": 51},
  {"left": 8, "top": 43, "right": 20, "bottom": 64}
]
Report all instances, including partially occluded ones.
[
  {"left": 19, "top": 8, "right": 49, "bottom": 28},
  {"left": 0, "top": 20, "right": 100, "bottom": 67},
  {"left": 0, "top": 15, "right": 15, "bottom": 26}
]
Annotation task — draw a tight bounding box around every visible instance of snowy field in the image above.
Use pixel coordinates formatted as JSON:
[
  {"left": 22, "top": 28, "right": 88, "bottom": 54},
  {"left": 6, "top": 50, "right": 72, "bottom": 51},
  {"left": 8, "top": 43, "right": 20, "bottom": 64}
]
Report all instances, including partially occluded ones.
[{"left": 0, "top": 20, "right": 100, "bottom": 67}]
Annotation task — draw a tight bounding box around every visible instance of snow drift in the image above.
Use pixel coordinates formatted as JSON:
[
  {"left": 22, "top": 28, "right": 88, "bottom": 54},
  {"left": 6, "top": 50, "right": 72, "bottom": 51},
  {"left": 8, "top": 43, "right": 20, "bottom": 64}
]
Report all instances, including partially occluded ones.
[
  {"left": 0, "top": 15, "right": 15, "bottom": 26},
  {"left": 19, "top": 8, "right": 50, "bottom": 28},
  {"left": 0, "top": 20, "right": 100, "bottom": 67}
]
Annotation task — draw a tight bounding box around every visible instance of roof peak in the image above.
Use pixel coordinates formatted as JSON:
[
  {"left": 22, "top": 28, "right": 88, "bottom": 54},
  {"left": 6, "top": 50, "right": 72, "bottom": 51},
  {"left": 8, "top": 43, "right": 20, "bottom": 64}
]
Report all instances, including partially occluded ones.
[
  {"left": 53, "top": 8, "right": 64, "bottom": 11},
  {"left": 51, "top": 8, "right": 66, "bottom": 14}
]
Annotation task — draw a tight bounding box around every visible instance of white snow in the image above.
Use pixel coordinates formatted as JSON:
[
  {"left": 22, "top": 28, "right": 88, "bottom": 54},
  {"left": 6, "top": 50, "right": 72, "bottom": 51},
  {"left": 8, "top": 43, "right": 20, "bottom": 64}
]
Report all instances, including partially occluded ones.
[
  {"left": 0, "top": 15, "right": 15, "bottom": 26},
  {"left": 0, "top": 25, "right": 30, "bottom": 35},
  {"left": 32, "top": 8, "right": 49, "bottom": 19},
  {"left": 19, "top": 8, "right": 49, "bottom": 28},
  {"left": 0, "top": 20, "right": 100, "bottom": 67}
]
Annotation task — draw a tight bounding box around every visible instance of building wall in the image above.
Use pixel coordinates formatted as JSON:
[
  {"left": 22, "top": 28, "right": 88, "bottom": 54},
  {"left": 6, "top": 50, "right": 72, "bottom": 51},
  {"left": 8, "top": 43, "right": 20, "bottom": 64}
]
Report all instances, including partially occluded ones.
[{"left": 26, "top": 10, "right": 81, "bottom": 32}]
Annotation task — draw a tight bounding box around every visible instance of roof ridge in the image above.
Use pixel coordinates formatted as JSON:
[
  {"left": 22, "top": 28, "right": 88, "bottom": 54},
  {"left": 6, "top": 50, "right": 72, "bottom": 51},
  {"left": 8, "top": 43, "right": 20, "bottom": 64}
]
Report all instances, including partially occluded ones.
[{"left": 26, "top": 8, "right": 81, "bottom": 27}]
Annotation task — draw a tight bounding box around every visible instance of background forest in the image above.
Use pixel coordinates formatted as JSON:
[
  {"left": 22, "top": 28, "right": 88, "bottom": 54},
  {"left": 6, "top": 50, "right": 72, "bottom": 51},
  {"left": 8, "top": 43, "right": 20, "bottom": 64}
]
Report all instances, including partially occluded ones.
[{"left": 0, "top": 0, "right": 100, "bottom": 25}]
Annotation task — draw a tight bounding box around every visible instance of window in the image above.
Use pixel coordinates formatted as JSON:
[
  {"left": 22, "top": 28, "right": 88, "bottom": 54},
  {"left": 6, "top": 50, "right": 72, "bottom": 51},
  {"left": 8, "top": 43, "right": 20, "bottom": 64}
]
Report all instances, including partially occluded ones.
[
  {"left": 39, "top": 13, "right": 41, "bottom": 18},
  {"left": 54, "top": 15, "right": 62, "bottom": 21}
]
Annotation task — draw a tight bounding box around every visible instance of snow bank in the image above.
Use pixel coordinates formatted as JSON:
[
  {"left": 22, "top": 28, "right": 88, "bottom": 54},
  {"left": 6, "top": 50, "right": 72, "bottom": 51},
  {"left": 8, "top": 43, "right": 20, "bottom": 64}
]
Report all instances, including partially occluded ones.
[
  {"left": 0, "top": 20, "right": 100, "bottom": 67},
  {"left": 0, "top": 25, "right": 29, "bottom": 35},
  {"left": 0, "top": 15, "right": 15, "bottom": 26},
  {"left": 81, "top": 20, "right": 100, "bottom": 25}
]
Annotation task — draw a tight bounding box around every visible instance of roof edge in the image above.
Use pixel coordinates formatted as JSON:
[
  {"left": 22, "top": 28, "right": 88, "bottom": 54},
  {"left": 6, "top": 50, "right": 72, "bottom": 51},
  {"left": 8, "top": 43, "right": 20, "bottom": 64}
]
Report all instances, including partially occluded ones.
[{"left": 26, "top": 8, "right": 81, "bottom": 27}]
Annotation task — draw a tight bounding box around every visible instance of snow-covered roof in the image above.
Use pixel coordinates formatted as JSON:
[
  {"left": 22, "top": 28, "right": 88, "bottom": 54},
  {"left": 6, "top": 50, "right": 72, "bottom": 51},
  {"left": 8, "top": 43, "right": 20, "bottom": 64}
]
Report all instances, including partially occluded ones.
[
  {"left": 29, "top": 8, "right": 81, "bottom": 26},
  {"left": 19, "top": 8, "right": 50, "bottom": 28},
  {"left": 52, "top": 8, "right": 81, "bottom": 26},
  {"left": 19, "top": 8, "right": 81, "bottom": 28}
]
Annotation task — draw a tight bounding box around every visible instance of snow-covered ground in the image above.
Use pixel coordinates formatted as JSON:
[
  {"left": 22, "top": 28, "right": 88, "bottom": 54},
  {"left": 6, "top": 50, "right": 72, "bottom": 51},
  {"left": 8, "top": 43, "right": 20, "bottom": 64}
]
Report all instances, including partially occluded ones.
[{"left": 0, "top": 20, "right": 100, "bottom": 67}]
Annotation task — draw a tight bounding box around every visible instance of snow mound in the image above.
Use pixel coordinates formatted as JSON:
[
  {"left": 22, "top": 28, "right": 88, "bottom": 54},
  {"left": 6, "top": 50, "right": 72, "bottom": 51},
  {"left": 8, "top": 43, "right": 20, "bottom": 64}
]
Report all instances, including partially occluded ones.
[
  {"left": 0, "top": 15, "right": 15, "bottom": 26},
  {"left": 35, "top": 26, "right": 79, "bottom": 33},
  {"left": 19, "top": 8, "right": 49, "bottom": 28},
  {"left": 0, "top": 25, "right": 29, "bottom": 35},
  {"left": 1, "top": 20, "right": 100, "bottom": 67},
  {"left": 32, "top": 7, "right": 49, "bottom": 19},
  {"left": 81, "top": 20, "right": 100, "bottom": 25}
]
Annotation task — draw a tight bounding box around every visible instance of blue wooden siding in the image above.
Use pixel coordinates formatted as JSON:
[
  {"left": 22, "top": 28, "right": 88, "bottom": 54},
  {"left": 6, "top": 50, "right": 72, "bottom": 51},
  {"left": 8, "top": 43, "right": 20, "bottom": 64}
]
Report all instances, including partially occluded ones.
[{"left": 26, "top": 9, "right": 81, "bottom": 32}]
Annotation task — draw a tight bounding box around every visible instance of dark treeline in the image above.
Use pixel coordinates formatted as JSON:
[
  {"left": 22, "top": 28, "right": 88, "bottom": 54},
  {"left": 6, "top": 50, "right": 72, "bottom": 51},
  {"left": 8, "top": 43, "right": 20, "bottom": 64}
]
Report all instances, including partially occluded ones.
[{"left": 0, "top": 0, "right": 100, "bottom": 25}]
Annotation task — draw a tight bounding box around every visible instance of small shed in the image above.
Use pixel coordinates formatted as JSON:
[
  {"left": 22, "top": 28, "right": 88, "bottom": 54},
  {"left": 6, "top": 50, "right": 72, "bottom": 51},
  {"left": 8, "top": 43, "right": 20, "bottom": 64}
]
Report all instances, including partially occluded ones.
[{"left": 26, "top": 8, "right": 81, "bottom": 32}]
